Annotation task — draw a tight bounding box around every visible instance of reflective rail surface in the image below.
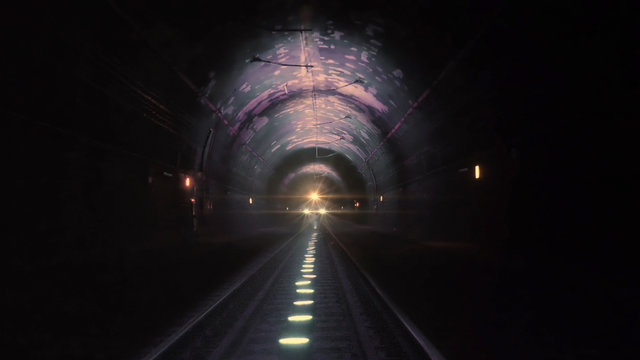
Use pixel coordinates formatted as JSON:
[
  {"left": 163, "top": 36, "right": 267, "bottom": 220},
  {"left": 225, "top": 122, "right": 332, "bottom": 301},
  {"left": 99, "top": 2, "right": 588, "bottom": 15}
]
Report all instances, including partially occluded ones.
[{"left": 142, "top": 218, "right": 441, "bottom": 360}]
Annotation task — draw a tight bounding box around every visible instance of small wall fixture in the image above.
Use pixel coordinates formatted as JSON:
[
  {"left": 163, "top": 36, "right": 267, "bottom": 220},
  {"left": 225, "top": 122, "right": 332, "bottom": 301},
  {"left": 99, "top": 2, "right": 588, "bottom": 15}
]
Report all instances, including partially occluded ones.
[{"left": 475, "top": 165, "right": 481, "bottom": 179}]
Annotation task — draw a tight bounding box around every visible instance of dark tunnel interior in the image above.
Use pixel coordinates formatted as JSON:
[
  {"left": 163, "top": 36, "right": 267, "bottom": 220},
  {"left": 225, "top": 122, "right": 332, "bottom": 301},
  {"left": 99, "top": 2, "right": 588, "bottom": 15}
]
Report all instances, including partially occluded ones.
[{"left": 4, "top": 0, "right": 635, "bottom": 359}]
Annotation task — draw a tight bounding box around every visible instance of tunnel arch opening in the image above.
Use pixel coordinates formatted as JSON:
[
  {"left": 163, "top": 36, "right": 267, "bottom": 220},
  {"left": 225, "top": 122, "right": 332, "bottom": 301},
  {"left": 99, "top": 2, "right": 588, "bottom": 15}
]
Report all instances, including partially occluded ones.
[{"left": 266, "top": 147, "right": 369, "bottom": 212}]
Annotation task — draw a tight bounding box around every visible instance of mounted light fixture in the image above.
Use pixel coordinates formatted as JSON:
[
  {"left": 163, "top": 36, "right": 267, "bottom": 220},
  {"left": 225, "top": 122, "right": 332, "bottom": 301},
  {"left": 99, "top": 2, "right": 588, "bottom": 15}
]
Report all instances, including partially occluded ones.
[{"left": 475, "top": 165, "right": 481, "bottom": 179}]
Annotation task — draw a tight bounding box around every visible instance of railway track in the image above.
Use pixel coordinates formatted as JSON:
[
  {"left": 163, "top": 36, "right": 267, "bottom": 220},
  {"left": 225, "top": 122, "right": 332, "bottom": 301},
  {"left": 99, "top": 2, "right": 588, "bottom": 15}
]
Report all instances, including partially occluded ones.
[{"left": 140, "top": 218, "right": 444, "bottom": 360}]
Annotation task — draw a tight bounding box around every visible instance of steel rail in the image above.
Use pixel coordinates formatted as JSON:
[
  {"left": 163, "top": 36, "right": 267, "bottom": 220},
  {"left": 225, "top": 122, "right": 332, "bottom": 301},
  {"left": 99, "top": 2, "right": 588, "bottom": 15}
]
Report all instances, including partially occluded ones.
[
  {"left": 324, "top": 225, "right": 447, "bottom": 360},
  {"left": 138, "top": 228, "right": 304, "bottom": 360}
]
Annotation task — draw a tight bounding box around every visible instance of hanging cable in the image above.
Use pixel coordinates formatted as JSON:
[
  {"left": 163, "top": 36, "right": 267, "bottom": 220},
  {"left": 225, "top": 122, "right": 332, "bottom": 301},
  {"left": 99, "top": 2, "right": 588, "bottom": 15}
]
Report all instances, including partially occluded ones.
[
  {"left": 249, "top": 55, "right": 313, "bottom": 68},
  {"left": 298, "top": 28, "right": 321, "bottom": 162}
]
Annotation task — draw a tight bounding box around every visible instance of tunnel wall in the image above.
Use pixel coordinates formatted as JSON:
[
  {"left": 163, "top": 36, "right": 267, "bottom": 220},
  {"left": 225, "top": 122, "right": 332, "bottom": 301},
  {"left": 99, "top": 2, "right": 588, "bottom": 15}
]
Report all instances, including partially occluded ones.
[
  {"left": 8, "top": 3, "right": 271, "bottom": 258},
  {"left": 358, "top": 9, "right": 514, "bottom": 245}
]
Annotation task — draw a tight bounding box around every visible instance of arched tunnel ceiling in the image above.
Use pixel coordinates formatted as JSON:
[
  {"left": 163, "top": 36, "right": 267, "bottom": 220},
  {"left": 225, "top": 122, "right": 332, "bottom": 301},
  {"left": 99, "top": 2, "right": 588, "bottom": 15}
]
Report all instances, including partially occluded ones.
[
  {"left": 108, "top": 0, "right": 495, "bottom": 198},
  {"left": 198, "top": 14, "right": 428, "bottom": 195}
]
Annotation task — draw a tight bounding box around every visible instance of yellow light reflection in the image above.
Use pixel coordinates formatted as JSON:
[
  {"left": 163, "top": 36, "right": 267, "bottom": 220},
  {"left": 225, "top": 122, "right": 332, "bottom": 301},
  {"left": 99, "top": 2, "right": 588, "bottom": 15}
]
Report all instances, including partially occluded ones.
[
  {"left": 302, "top": 264, "right": 314, "bottom": 268},
  {"left": 303, "top": 208, "right": 310, "bottom": 214},
  {"left": 300, "top": 269, "right": 313, "bottom": 272},
  {"left": 318, "top": 208, "right": 326, "bottom": 214},
  {"left": 302, "top": 274, "right": 316, "bottom": 278},
  {"left": 294, "top": 300, "right": 314, "bottom": 305},
  {"left": 288, "top": 315, "right": 313, "bottom": 321},
  {"left": 295, "top": 280, "right": 311, "bottom": 286},
  {"left": 296, "top": 289, "right": 314, "bottom": 293},
  {"left": 279, "top": 337, "right": 309, "bottom": 345},
  {"left": 304, "top": 259, "right": 315, "bottom": 263},
  {"left": 304, "top": 254, "right": 314, "bottom": 257}
]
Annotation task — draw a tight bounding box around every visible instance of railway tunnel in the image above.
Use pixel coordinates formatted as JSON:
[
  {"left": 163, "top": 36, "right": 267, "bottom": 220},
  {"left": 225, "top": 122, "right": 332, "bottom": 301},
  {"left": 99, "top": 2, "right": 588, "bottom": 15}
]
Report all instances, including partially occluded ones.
[{"left": 6, "top": 1, "right": 632, "bottom": 359}]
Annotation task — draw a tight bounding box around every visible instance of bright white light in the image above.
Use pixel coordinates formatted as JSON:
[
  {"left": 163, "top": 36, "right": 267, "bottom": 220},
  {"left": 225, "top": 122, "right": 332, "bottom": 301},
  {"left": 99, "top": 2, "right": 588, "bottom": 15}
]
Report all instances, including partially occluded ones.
[
  {"left": 300, "top": 269, "right": 313, "bottom": 272},
  {"left": 475, "top": 165, "right": 481, "bottom": 179},
  {"left": 309, "top": 192, "right": 319, "bottom": 200},
  {"left": 295, "top": 280, "right": 311, "bottom": 286},
  {"left": 303, "top": 208, "right": 310, "bottom": 214},
  {"left": 302, "top": 274, "right": 316, "bottom": 278},
  {"left": 319, "top": 208, "right": 326, "bottom": 214},
  {"left": 296, "top": 289, "right": 314, "bottom": 293}
]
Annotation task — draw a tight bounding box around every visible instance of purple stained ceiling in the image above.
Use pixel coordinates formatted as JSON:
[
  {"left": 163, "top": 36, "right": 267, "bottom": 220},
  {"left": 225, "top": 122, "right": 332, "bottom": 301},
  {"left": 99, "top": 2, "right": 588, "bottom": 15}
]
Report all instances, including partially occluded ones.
[{"left": 202, "top": 19, "right": 424, "bottom": 195}]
